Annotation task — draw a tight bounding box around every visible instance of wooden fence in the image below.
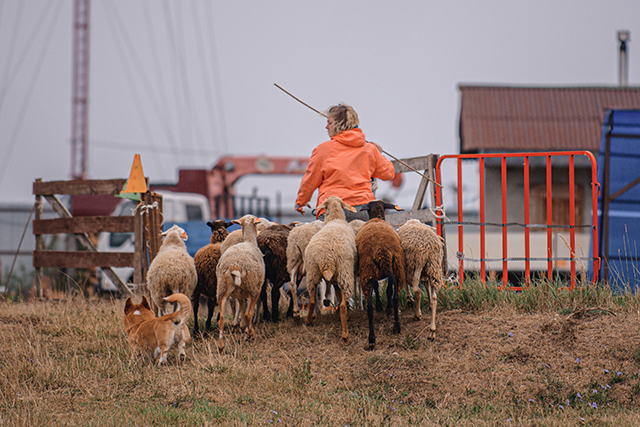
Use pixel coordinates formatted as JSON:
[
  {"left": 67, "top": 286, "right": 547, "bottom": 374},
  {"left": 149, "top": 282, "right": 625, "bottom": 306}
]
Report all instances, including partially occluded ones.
[{"left": 32, "top": 178, "right": 163, "bottom": 298}]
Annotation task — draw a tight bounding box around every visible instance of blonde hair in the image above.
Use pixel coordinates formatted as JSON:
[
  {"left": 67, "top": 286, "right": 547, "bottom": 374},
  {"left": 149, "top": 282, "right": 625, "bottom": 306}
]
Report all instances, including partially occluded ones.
[{"left": 326, "top": 103, "right": 359, "bottom": 137}]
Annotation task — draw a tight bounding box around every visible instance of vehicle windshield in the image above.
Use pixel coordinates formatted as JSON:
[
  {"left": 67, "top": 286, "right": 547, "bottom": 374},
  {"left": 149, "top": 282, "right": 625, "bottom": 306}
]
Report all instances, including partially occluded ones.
[{"left": 109, "top": 200, "right": 136, "bottom": 247}]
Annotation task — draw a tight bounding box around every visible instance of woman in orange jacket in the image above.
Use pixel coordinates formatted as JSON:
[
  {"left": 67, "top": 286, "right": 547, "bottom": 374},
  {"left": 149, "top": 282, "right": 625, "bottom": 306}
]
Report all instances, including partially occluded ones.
[{"left": 295, "top": 103, "right": 396, "bottom": 220}]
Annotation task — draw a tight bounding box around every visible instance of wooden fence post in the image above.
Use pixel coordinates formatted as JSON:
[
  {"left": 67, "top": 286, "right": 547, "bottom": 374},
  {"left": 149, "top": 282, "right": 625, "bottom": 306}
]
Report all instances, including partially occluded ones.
[{"left": 34, "top": 179, "right": 44, "bottom": 299}]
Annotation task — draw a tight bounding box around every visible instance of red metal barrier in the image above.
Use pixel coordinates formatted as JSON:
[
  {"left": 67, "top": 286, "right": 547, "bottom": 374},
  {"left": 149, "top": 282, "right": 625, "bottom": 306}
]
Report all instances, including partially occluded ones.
[{"left": 435, "top": 151, "right": 600, "bottom": 290}]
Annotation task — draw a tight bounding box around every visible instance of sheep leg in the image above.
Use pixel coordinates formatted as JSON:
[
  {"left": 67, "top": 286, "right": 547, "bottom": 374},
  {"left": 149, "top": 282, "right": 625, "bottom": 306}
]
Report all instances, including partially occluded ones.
[
  {"left": 412, "top": 269, "right": 423, "bottom": 320},
  {"left": 374, "top": 281, "right": 383, "bottom": 313},
  {"left": 244, "top": 295, "right": 259, "bottom": 341},
  {"left": 305, "top": 281, "right": 317, "bottom": 326},
  {"left": 217, "top": 293, "right": 230, "bottom": 351},
  {"left": 388, "top": 270, "right": 401, "bottom": 334},
  {"left": 238, "top": 299, "right": 248, "bottom": 329},
  {"left": 270, "top": 282, "right": 281, "bottom": 323},
  {"left": 290, "top": 270, "right": 302, "bottom": 323},
  {"left": 286, "top": 288, "right": 294, "bottom": 318},
  {"left": 259, "top": 280, "right": 270, "bottom": 323},
  {"left": 385, "top": 277, "right": 393, "bottom": 316},
  {"left": 205, "top": 296, "right": 217, "bottom": 332},
  {"left": 334, "top": 286, "right": 350, "bottom": 344},
  {"left": 191, "top": 290, "right": 201, "bottom": 336},
  {"left": 232, "top": 298, "right": 243, "bottom": 327},
  {"left": 365, "top": 280, "right": 376, "bottom": 350},
  {"left": 427, "top": 283, "right": 438, "bottom": 341},
  {"left": 406, "top": 286, "right": 415, "bottom": 309}
]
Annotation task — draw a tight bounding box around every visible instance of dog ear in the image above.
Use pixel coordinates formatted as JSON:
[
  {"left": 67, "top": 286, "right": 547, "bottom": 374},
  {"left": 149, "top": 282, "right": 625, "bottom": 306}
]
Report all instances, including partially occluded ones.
[
  {"left": 141, "top": 295, "right": 151, "bottom": 310},
  {"left": 124, "top": 297, "right": 133, "bottom": 311}
]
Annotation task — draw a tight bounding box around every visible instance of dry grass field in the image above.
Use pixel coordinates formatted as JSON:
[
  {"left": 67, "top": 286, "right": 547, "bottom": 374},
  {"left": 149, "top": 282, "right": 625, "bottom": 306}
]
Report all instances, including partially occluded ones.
[{"left": 1, "top": 280, "right": 640, "bottom": 426}]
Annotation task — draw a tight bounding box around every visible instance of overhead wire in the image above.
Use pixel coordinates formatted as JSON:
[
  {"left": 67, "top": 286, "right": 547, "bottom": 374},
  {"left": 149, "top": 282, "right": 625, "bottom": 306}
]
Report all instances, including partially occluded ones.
[
  {"left": 0, "top": 2, "right": 63, "bottom": 188},
  {"left": 92, "top": 138, "right": 219, "bottom": 156},
  {"left": 110, "top": 1, "right": 187, "bottom": 166},
  {"left": 203, "top": 0, "right": 229, "bottom": 154},
  {"left": 140, "top": 0, "right": 179, "bottom": 163},
  {"left": 190, "top": 0, "right": 220, "bottom": 161},
  {"left": 0, "top": 1, "right": 24, "bottom": 93},
  {"left": 99, "top": 2, "right": 164, "bottom": 173},
  {"left": 171, "top": 2, "right": 208, "bottom": 161},
  {"left": 162, "top": 0, "right": 189, "bottom": 166},
  {"left": 0, "top": 1, "right": 30, "bottom": 114}
]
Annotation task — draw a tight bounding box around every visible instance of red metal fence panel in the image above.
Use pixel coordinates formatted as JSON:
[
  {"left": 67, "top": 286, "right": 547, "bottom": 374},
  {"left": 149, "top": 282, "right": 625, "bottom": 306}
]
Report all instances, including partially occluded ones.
[{"left": 435, "top": 151, "right": 600, "bottom": 290}]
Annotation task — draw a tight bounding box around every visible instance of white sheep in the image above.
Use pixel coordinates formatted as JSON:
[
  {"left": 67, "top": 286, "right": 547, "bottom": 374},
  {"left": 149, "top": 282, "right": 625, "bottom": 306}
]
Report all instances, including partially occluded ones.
[
  {"left": 146, "top": 224, "right": 197, "bottom": 316},
  {"left": 397, "top": 218, "right": 444, "bottom": 340},
  {"left": 303, "top": 197, "right": 357, "bottom": 343},
  {"left": 286, "top": 220, "right": 323, "bottom": 320},
  {"left": 220, "top": 217, "right": 276, "bottom": 255},
  {"left": 216, "top": 214, "right": 265, "bottom": 350}
]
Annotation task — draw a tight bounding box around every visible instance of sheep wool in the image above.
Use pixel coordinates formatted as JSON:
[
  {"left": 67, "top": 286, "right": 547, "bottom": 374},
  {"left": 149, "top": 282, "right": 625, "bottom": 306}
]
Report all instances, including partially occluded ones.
[
  {"left": 397, "top": 218, "right": 444, "bottom": 340},
  {"left": 286, "top": 220, "right": 323, "bottom": 319},
  {"left": 147, "top": 224, "right": 198, "bottom": 316},
  {"left": 304, "top": 197, "right": 357, "bottom": 343},
  {"left": 192, "top": 220, "right": 233, "bottom": 336},
  {"left": 216, "top": 214, "right": 265, "bottom": 350},
  {"left": 356, "top": 200, "right": 406, "bottom": 350},
  {"left": 257, "top": 223, "right": 293, "bottom": 323},
  {"left": 220, "top": 216, "right": 276, "bottom": 255}
]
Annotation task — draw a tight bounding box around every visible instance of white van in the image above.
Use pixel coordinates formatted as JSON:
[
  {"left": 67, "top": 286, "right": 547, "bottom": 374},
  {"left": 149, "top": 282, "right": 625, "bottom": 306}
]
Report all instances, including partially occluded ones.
[{"left": 97, "top": 190, "right": 211, "bottom": 291}]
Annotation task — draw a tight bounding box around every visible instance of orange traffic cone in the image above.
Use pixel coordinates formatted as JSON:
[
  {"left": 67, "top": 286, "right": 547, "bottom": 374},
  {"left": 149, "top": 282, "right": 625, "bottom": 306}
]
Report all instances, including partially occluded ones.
[{"left": 121, "top": 154, "right": 148, "bottom": 194}]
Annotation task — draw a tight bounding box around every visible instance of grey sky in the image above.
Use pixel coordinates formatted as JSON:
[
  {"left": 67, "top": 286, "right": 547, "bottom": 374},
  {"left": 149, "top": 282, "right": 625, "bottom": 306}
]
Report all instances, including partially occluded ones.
[{"left": 0, "top": 0, "right": 638, "bottom": 212}]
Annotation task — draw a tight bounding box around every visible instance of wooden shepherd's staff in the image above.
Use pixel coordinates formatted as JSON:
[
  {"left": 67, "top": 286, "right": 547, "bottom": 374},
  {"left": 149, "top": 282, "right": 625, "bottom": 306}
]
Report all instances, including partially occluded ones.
[{"left": 274, "top": 83, "right": 442, "bottom": 188}]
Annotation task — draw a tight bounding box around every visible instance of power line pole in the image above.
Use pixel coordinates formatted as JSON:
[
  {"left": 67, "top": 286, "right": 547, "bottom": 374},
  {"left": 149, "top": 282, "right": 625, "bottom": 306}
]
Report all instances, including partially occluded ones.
[{"left": 71, "top": 0, "right": 90, "bottom": 179}]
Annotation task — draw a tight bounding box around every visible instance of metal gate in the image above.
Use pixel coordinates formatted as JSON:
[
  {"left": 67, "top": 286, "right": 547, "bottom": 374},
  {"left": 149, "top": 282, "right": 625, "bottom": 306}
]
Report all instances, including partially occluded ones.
[{"left": 434, "top": 151, "right": 600, "bottom": 290}]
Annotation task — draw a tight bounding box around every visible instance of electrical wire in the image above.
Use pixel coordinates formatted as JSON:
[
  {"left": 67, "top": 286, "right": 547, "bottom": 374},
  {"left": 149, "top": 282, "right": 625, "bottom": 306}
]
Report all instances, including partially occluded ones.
[
  {"left": 0, "top": 1, "right": 25, "bottom": 104},
  {"left": 100, "top": 2, "right": 166, "bottom": 174},
  {"left": 140, "top": 0, "right": 179, "bottom": 159},
  {"left": 92, "top": 138, "right": 219, "bottom": 156},
  {"left": 203, "top": 0, "right": 229, "bottom": 154},
  {"left": 1, "top": 1, "right": 56, "bottom": 113},
  {"left": 171, "top": 2, "right": 208, "bottom": 160},
  {"left": 162, "top": 0, "right": 189, "bottom": 166},
  {"left": 0, "top": 2, "right": 63, "bottom": 188},
  {"left": 190, "top": 1, "right": 220, "bottom": 160},
  {"left": 109, "top": 2, "right": 183, "bottom": 164}
]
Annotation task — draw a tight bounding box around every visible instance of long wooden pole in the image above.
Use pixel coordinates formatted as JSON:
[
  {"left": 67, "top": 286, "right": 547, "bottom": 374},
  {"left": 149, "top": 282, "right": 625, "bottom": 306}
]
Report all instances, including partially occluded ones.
[{"left": 274, "top": 83, "right": 442, "bottom": 188}]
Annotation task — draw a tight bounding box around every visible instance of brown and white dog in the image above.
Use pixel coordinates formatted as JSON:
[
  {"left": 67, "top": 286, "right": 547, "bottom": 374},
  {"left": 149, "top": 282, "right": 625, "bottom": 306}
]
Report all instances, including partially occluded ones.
[{"left": 123, "top": 293, "right": 192, "bottom": 365}]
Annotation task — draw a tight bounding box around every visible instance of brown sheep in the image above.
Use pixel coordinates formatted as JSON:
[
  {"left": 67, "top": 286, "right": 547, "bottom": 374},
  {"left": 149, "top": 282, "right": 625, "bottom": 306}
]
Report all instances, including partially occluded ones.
[{"left": 356, "top": 200, "right": 405, "bottom": 350}]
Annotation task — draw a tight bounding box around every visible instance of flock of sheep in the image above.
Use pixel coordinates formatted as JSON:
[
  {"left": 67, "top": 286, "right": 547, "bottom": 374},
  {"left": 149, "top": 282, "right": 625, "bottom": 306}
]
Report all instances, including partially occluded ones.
[{"left": 145, "top": 196, "right": 444, "bottom": 352}]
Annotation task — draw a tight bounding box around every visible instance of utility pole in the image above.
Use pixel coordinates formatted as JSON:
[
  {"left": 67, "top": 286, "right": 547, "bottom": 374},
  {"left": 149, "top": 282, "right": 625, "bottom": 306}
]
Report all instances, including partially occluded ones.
[{"left": 71, "top": 0, "right": 90, "bottom": 179}]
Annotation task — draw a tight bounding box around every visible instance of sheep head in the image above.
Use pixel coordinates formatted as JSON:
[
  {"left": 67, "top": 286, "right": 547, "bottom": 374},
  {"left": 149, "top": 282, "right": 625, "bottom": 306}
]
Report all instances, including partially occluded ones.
[
  {"left": 161, "top": 224, "right": 188, "bottom": 241},
  {"left": 318, "top": 196, "right": 356, "bottom": 222},
  {"left": 361, "top": 200, "right": 402, "bottom": 220}
]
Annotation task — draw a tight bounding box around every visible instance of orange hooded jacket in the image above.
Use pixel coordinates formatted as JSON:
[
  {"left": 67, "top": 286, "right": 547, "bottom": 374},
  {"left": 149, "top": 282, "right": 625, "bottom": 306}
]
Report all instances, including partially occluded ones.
[{"left": 295, "top": 128, "right": 396, "bottom": 217}]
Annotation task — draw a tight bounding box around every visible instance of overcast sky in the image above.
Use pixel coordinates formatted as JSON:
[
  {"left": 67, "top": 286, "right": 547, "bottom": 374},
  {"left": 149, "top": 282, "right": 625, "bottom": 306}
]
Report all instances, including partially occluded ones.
[{"left": 0, "top": 0, "right": 638, "bottom": 213}]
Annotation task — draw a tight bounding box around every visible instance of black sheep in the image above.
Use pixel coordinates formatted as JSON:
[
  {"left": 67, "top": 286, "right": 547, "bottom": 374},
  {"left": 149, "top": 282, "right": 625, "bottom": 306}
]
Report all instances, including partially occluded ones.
[{"left": 257, "top": 223, "right": 294, "bottom": 322}]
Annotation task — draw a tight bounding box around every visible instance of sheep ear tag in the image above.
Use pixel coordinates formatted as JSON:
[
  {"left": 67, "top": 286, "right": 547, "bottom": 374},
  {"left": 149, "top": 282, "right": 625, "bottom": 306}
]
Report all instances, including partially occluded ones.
[
  {"left": 120, "top": 154, "right": 148, "bottom": 196},
  {"left": 180, "top": 231, "right": 188, "bottom": 241}
]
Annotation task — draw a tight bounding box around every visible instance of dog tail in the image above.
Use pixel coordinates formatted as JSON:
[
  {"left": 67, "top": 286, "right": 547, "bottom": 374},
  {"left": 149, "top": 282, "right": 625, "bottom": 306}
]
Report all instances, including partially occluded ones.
[{"left": 163, "top": 293, "right": 192, "bottom": 325}]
